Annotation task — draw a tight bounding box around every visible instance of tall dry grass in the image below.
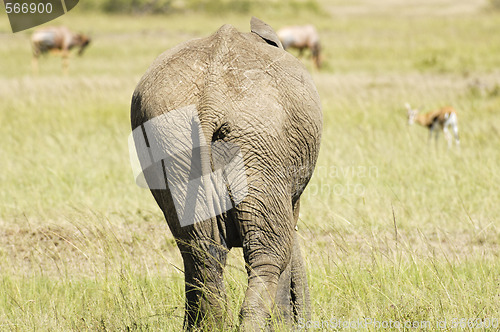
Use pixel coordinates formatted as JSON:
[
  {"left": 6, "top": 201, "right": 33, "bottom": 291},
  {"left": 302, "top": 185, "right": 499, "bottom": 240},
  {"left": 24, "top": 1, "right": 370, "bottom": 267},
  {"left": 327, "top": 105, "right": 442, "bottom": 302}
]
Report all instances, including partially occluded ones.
[{"left": 1, "top": 1, "right": 500, "bottom": 330}]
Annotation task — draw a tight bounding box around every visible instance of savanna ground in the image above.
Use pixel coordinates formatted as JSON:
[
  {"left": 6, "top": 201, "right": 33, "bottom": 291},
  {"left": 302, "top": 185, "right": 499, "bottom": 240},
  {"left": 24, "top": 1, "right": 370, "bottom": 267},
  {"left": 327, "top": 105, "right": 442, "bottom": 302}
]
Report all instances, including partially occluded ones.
[{"left": 1, "top": 0, "right": 500, "bottom": 330}]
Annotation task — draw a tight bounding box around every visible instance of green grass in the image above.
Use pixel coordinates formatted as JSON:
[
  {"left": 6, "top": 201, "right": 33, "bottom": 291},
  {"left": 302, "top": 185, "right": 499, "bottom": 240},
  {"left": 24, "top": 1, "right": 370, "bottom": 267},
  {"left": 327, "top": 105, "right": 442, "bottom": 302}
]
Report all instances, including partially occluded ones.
[{"left": 1, "top": 0, "right": 500, "bottom": 330}]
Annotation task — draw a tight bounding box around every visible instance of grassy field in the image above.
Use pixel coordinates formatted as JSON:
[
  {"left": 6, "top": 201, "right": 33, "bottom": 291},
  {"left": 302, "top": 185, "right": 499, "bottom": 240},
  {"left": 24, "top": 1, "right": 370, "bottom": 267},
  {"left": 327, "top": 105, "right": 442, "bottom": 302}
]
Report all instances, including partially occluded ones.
[{"left": 1, "top": 0, "right": 500, "bottom": 330}]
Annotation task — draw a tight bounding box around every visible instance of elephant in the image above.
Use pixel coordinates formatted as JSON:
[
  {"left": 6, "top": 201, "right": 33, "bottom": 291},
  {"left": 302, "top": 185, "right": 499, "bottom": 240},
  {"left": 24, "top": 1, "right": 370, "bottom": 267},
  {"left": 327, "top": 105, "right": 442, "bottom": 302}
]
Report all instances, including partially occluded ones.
[{"left": 130, "top": 17, "right": 322, "bottom": 331}]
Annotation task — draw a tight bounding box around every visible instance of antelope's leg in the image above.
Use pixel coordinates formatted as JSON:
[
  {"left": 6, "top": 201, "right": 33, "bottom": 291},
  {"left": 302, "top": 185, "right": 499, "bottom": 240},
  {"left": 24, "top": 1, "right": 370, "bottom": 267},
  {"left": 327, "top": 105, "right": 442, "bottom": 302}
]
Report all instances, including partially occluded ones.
[
  {"left": 443, "top": 126, "right": 452, "bottom": 148},
  {"left": 453, "top": 124, "right": 460, "bottom": 146}
]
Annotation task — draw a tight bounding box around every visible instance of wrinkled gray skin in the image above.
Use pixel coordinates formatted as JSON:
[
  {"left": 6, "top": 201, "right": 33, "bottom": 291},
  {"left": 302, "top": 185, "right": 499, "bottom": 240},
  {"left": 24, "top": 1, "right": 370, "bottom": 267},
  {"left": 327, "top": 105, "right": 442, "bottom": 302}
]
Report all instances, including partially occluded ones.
[{"left": 131, "top": 17, "right": 322, "bottom": 331}]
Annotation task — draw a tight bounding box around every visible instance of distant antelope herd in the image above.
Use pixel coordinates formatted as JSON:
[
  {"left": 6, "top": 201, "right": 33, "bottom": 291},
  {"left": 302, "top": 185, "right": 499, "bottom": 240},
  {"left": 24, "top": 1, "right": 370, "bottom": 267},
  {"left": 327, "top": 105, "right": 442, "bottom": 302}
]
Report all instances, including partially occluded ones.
[
  {"left": 31, "top": 26, "right": 91, "bottom": 74},
  {"left": 405, "top": 103, "right": 460, "bottom": 148}
]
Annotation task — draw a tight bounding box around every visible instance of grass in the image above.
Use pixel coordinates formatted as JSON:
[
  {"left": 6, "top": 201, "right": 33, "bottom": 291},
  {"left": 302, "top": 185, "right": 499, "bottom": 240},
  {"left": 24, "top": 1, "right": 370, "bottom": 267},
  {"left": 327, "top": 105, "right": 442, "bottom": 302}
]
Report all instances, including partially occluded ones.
[{"left": 1, "top": 0, "right": 500, "bottom": 330}]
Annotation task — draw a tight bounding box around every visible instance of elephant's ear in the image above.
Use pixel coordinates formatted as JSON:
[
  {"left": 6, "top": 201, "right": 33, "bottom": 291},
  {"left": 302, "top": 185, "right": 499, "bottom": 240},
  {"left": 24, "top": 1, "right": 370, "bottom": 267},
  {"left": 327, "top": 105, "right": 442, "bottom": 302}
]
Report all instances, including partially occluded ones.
[{"left": 250, "top": 17, "right": 283, "bottom": 49}]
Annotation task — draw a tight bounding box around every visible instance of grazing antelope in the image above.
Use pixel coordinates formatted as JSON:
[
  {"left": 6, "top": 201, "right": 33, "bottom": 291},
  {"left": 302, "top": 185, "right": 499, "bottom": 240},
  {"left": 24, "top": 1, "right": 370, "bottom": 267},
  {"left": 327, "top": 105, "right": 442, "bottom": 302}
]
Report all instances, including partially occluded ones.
[
  {"left": 405, "top": 103, "right": 460, "bottom": 148},
  {"left": 277, "top": 24, "right": 321, "bottom": 69},
  {"left": 31, "top": 26, "right": 91, "bottom": 74}
]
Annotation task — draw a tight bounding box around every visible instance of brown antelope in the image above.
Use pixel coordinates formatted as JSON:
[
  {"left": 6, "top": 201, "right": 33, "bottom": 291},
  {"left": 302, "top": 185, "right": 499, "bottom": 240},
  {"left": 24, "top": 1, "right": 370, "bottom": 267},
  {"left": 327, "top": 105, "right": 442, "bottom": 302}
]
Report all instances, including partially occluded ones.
[
  {"left": 31, "top": 26, "right": 91, "bottom": 74},
  {"left": 277, "top": 24, "right": 321, "bottom": 69},
  {"left": 405, "top": 103, "right": 460, "bottom": 148}
]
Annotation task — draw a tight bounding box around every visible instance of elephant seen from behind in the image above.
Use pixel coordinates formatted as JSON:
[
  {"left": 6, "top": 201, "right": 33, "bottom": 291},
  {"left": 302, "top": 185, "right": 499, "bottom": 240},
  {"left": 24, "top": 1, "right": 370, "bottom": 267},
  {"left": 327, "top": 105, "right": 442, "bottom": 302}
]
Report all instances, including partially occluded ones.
[{"left": 130, "top": 17, "right": 322, "bottom": 331}]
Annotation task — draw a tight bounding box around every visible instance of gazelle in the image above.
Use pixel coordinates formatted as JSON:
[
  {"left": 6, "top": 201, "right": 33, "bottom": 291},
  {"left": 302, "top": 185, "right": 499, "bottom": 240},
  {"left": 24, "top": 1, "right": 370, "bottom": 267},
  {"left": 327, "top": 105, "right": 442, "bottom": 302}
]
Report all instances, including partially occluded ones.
[{"left": 405, "top": 103, "right": 460, "bottom": 148}]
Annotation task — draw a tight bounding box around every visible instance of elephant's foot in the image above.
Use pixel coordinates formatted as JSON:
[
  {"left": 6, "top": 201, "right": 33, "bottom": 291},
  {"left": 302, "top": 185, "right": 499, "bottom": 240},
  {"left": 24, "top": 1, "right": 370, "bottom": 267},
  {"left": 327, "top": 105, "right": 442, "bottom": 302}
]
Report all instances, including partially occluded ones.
[
  {"left": 180, "top": 241, "right": 230, "bottom": 331},
  {"left": 273, "top": 239, "right": 311, "bottom": 330},
  {"left": 274, "top": 260, "right": 293, "bottom": 326},
  {"left": 184, "top": 293, "right": 230, "bottom": 331},
  {"left": 290, "top": 238, "right": 310, "bottom": 323},
  {"left": 239, "top": 265, "right": 281, "bottom": 331}
]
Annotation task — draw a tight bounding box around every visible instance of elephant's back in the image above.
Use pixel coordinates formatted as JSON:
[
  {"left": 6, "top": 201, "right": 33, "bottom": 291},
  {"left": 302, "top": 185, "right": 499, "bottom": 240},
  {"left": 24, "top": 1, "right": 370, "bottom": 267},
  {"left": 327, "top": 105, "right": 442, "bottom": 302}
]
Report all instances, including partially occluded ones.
[
  {"left": 131, "top": 24, "right": 322, "bottom": 188},
  {"left": 133, "top": 25, "right": 319, "bottom": 123}
]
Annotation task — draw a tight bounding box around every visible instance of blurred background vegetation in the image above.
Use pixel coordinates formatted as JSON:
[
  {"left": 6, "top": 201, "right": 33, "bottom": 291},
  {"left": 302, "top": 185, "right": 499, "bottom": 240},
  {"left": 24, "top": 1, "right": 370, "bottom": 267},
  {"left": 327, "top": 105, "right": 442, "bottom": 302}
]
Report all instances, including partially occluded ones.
[
  {"left": 77, "top": 0, "right": 322, "bottom": 15},
  {"left": 73, "top": 0, "right": 500, "bottom": 15},
  {"left": 490, "top": 0, "right": 500, "bottom": 10}
]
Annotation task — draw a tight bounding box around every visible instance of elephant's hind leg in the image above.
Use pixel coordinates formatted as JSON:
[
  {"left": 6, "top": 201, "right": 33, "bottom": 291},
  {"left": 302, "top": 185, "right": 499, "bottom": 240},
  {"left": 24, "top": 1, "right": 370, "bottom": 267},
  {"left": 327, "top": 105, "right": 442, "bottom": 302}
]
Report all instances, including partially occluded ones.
[
  {"left": 274, "top": 233, "right": 311, "bottom": 328},
  {"left": 289, "top": 198, "right": 310, "bottom": 322},
  {"left": 290, "top": 235, "right": 310, "bottom": 323},
  {"left": 237, "top": 199, "right": 295, "bottom": 331},
  {"left": 179, "top": 239, "right": 229, "bottom": 331},
  {"left": 274, "top": 255, "right": 293, "bottom": 325}
]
